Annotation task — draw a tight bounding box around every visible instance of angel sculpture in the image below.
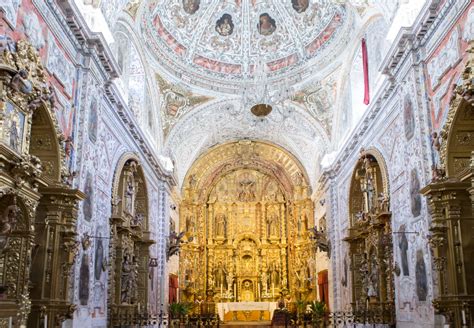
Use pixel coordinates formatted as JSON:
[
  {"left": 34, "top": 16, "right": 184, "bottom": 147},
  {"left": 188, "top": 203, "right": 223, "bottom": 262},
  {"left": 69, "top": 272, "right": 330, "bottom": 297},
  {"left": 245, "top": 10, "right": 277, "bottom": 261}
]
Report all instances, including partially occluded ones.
[{"left": 167, "top": 230, "right": 186, "bottom": 260}]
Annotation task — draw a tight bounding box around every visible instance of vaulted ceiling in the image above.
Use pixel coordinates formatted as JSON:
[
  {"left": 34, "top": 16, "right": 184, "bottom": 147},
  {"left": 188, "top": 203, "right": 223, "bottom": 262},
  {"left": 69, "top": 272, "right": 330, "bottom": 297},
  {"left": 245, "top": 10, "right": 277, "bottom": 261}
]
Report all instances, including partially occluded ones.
[{"left": 81, "top": 0, "right": 402, "bottom": 187}]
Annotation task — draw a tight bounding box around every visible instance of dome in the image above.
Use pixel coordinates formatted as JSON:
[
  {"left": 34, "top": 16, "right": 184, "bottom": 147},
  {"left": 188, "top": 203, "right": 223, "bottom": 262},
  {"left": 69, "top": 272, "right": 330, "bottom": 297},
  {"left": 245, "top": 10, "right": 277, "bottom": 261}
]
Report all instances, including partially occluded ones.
[{"left": 142, "top": 0, "right": 350, "bottom": 92}]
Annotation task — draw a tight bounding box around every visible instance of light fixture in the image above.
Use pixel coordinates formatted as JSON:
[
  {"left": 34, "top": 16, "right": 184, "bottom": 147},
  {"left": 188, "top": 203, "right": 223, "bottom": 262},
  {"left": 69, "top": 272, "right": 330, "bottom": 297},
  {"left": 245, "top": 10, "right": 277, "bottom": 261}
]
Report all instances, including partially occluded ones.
[{"left": 241, "top": 57, "right": 293, "bottom": 117}]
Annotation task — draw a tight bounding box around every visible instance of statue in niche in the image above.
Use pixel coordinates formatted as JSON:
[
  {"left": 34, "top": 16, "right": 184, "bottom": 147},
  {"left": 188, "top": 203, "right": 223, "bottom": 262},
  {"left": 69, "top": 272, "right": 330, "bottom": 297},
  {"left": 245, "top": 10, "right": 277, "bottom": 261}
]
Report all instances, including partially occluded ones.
[
  {"left": 367, "top": 255, "right": 379, "bottom": 298},
  {"left": 214, "top": 213, "right": 226, "bottom": 237},
  {"left": 238, "top": 174, "right": 256, "bottom": 202},
  {"left": 120, "top": 253, "right": 137, "bottom": 304},
  {"left": 268, "top": 262, "right": 280, "bottom": 287},
  {"left": 267, "top": 214, "right": 279, "bottom": 237},
  {"left": 398, "top": 225, "right": 409, "bottom": 276},
  {"left": 0, "top": 204, "right": 18, "bottom": 235},
  {"left": 416, "top": 250, "right": 428, "bottom": 301},
  {"left": 214, "top": 261, "right": 227, "bottom": 289},
  {"left": 124, "top": 174, "right": 136, "bottom": 215},
  {"left": 79, "top": 254, "right": 90, "bottom": 306},
  {"left": 359, "top": 253, "right": 369, "bottom": 299}
]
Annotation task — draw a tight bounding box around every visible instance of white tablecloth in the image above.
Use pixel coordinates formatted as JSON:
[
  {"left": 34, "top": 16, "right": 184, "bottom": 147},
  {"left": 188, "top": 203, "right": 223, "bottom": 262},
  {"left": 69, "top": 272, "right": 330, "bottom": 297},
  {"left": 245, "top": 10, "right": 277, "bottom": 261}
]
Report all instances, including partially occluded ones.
[{"left": 217, "top": 302, "right": 278, "bottom": 321}]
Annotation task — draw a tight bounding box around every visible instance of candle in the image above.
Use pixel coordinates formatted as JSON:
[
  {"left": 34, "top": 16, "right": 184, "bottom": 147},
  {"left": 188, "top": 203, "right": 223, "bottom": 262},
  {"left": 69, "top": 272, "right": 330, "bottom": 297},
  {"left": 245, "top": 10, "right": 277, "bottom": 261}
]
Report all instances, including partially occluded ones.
[
  {"left": 8, "top": 317, "right": 12, "bottom": 328},
  {"left": 258, "top": 283, "right": 261, "bottom": 301},
  {"left": 220, "top": 283, "right": 223, "bottom": 296},
  {"left": 234, "top": 284, "right": 237, "bottom": 300},
  {"left": 462, "top": 310, "right": 466, "bottom": 325},
  {"left": 43, "top": 315, "right": 47, "bottom": 328},
  {"left": 138, "top": 302, "right": 141, "bottom": 313},
  {"left": 272, "top": 283, "right": 275, "bottom": 298}
]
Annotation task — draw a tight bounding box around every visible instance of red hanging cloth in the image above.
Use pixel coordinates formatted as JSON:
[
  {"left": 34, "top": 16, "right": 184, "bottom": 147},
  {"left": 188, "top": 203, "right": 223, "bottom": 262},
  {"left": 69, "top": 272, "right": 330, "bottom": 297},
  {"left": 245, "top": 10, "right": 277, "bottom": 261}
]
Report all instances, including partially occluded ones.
[{"left": 362, "top": 38, "right": 370, "bottom": 105}]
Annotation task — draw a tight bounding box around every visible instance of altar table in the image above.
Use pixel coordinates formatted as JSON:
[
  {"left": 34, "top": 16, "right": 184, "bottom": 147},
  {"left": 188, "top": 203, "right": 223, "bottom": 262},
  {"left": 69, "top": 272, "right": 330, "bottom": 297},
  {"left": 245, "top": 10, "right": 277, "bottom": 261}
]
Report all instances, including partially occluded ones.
[{"left": 217, "top": 302, "right": 278, "bottom": 322}]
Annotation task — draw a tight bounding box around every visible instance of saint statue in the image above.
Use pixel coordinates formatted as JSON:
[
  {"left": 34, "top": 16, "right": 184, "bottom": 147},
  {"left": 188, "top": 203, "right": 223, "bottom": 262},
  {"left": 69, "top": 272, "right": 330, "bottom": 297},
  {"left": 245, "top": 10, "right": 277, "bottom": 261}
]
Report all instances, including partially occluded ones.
[
  {"left": 124, "top": 175, "right": 135, "bottom": 215},
  {"left": 214, "top": 261, "right": 227, "bottom": 289},
  {"left": 121, "top": 254, "right": 133, "bottom": 304},
  {"left": 267, "top": 214, "right": 278, "bottom": 237},
  {"left": 215, "top": 214, "right": 226, "bottom": 237}
]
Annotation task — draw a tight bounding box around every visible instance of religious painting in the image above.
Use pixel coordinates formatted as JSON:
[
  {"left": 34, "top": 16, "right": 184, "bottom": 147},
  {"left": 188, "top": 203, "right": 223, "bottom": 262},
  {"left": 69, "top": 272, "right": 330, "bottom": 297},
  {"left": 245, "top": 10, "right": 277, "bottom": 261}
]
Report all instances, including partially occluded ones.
[
  {"left": 94, "top": 239, "right": 104, "bottom": 280},
  {"left": 79, "top": 254, "right": 90, "bottom": 306},
  {"left": 415, "top": 249, "right": 428, "bottom": 301},
  {"left": 292, "top": 0, "right": 309, "bottom": 13},
  {"left": 258, "top": 13, "right": 276, "bottom": 36},
  {"left": 164, "top": 90, "right": 187, "bottom": 117},
  {"left": 82, "top": 173, "right": 94, "bottom": 222},
  {"left": 2, "top": 102, "right": 25, "bottom": 153},
  {"left": 182, "top": 0, "right": 200, "bottom": 15},
  {"left": 88, "top": 96, "right": 99, "bottom": 143},
  {"left": 410, "top": 169, "right": 422, "bottom": 218},
  {"left": 215, "top": 14, "right": 234, "bottom": 37},
  {"left": 0, "top": 0, "right": 21, "bottom": 28},
  {"left": 403, "top": 94, "right": 415, "bottom": 141},
  {"left": 398, "top": 224, "right": 409, "bottom": 276}
]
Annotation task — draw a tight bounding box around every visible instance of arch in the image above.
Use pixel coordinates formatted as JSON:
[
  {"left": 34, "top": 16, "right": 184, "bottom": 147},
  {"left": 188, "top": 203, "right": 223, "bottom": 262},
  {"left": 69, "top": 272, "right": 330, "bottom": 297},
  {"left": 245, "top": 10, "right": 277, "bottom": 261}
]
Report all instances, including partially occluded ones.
[
  {"left": 28, "top": 104, "right": 64, "bottom": 184},
  {"left": 107, "top": 153, "right": 152, "bottom": 327},
  {"left": 179, "top": 140, "right": 316, "bottom": 303},
  {"left": 344, "top": 148, "right": 394, "bottom": 323}
]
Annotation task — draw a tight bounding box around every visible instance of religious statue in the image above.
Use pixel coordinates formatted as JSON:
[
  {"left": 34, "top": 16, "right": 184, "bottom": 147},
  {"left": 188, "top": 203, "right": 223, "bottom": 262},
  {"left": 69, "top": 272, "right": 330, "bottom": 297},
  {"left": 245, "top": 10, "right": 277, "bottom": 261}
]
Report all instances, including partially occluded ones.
[
  {"left": 238, "top": 174, "right": 256, "bottom": 202},
  {"left": 378, "top": 192, "right": 390, "bottom": 212},
  {"left": 214, "top": 261, "right": 227, "bottom": 290},
  {"left": 167, "top": 230, "right": 185, "bottom": 260},
  {"left": 268, "top": 262, "right": 280, "bottom": 287},
  {"left": 10, "top": 69, "right": 33, "bottom": 94},
  {"left": 267, "top": 214, "right": 278, "bottom": 237},
  {"left": 121, "top": 254, "right": 133, "bottom": 304},
  {"left": 124, "top": 174, "right": 135, "bottom": 215},
  {"left": 367, "top": 256, "right": 379, "bottom": 299},
  {"left": 0, "top": 204, "right": 19, "bottom": 252},
  {"left": 214, "top": 214, "right": 226, "bottom": 237}
]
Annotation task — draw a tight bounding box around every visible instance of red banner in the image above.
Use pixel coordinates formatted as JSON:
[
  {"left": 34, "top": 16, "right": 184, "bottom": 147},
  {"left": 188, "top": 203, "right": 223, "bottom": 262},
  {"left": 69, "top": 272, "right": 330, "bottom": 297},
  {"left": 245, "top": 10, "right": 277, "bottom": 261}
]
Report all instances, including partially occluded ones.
[{"left": 362, "top": 38, "right": 370, "bottom": 105}]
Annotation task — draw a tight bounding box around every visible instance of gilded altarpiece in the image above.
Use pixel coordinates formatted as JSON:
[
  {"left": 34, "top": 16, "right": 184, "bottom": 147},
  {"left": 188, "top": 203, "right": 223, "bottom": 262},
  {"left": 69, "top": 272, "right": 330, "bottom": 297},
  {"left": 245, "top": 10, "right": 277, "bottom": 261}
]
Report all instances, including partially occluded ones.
[
  {"left": 0, "top": 40, "right": 84, "bottom": 328},
  {"left": 179, "top": 141, "right": 316, "bottom": 304},
  {"left": 344, "top": 151, "right": 395, "bottom": 322}
]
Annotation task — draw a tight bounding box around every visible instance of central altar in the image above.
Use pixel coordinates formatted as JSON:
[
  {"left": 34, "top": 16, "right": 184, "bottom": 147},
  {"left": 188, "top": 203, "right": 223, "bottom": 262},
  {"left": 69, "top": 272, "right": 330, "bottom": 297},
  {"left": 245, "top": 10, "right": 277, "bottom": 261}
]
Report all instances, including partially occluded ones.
[
  {"left": 217, "top": 302, "right": 278, "bottom": 322},
  {"left": 178, "top": 142, "right": 317, "bottom": 305}
]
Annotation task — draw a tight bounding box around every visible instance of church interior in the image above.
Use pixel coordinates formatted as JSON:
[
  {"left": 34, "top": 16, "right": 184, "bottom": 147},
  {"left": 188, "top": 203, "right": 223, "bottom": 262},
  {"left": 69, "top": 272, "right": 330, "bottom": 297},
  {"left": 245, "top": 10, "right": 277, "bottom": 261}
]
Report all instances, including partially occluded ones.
[{"left": 0, "top": 0, "right": 473, "bottom": 327}]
